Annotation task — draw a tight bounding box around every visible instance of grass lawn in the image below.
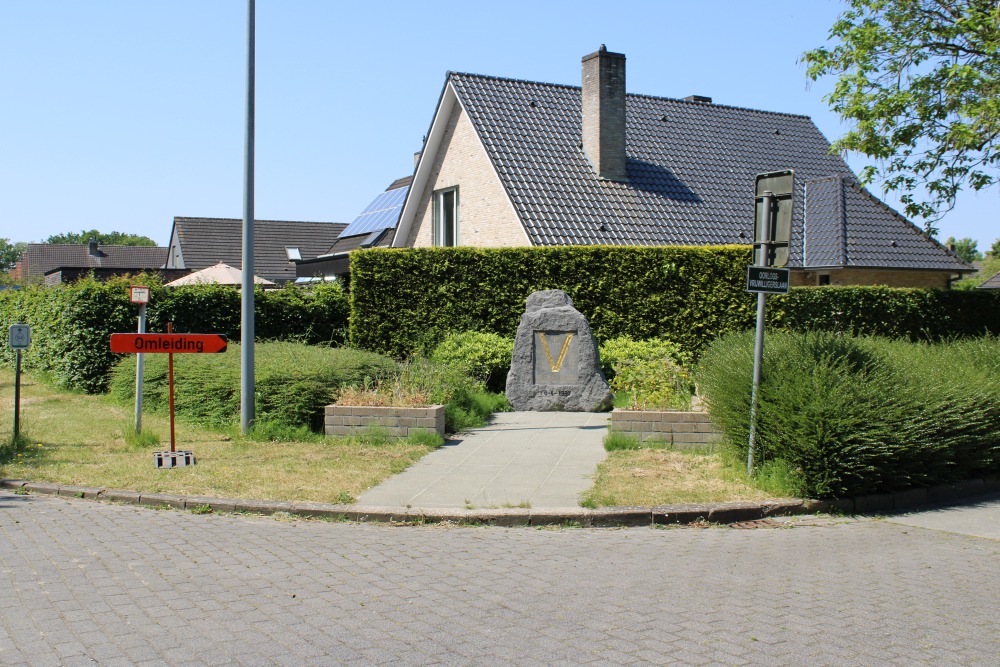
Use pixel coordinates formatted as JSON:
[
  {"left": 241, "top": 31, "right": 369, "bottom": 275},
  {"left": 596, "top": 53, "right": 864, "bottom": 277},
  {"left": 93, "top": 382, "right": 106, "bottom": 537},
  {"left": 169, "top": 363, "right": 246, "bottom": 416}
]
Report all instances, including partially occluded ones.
[
  {"left": 0, "top": 369, "right": 436, "bottom": 504},
  {"left": 582, "top": 445, "right": 784, "bottom": 507}
]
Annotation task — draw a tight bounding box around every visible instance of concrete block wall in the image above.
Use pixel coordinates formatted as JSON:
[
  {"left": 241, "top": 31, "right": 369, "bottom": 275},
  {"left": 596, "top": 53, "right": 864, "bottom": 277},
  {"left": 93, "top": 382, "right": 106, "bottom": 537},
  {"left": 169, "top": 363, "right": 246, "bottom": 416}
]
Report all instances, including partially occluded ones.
[
  {"left": 611, "top": 409, "right": 723, "bottom": 448},
  {"left": 325, "top": 405, "right": 446, "bottom": 438}
]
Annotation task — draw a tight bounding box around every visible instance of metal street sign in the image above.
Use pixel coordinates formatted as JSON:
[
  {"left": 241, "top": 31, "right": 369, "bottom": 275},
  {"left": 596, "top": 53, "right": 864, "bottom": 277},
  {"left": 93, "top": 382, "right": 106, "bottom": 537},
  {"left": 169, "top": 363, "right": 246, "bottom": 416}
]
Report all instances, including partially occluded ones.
[
  {"left": 746, "top": 266, "right": 790, "bottom": 294},
  {"left": 130, "top": 285, "right": 150, "bottom": 304},
  {"left": 753, "top": 170, "right": 794, "bottom": 267},
  {"left": 110, "top": 333, "right": 228, "bottom": 354},
  {"left": 9, "top": 324, "right": 31, "bottom": 350}
]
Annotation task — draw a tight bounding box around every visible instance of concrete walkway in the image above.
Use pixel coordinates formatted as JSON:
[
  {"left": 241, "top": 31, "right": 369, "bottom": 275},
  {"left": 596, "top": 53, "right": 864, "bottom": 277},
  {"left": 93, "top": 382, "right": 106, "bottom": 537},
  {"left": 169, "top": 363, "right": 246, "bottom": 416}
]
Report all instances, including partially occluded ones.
[{"left": 358, "top": 411, "right": 609, "bottom": 509}]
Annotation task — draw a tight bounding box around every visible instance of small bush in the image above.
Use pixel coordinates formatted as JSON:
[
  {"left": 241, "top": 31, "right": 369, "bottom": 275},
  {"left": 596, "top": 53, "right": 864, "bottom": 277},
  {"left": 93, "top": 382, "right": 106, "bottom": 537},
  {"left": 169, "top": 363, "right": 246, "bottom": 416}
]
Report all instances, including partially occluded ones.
[
  {"left": 430, "top": 331, "right": 514, "bottom": 393},
  {"left": 110, "top": 341, "right": 397, "bottom": 431},
  {"left": 697, "top": 332, "right": 1000, "bottom": 498},
  {"left": 599, "top": 336, "right": 694, "bottom": 410}
]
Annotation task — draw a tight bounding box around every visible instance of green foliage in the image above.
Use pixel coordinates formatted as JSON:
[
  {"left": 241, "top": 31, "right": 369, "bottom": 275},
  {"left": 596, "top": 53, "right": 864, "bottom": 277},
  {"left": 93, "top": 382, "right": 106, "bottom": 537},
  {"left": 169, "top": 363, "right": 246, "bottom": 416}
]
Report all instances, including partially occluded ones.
[
  {"left": 992, "top": 238, "right": 1000, "bottom": 258},
  {"left": 0, "top": 238, "right": 27, "bottom": 273},
  {"left": 110, "top": 341, "right": 397, "bottom": 431},
  {"left": 444, "top": 390, "right": 511, "bottom": 433},
  {"left": 0, "top": 277, "right": 350, "bottom": 394},
  {"left": 405, "top": 429, "right": 445, "bottom": 448},
  {"left": 769, "top": 286, "right": 1000, "bottom": 340},
  {"left": 697, "top": 332, "right": 1000, "bottom": 498},
  {"left": 121, "top": 424, "right": 160, "bottom": 449},
  {"left": 944, "top": 236, "right": 983, "bottom": 264},
  {"left": 603, "top": 432, "right": 642, "bottom": 452},
  {"left": 44, "top": 230, "right": 158, "bottom": 246},
  {"left": 392, "top": 356, "right": 511, "bottom": 432},
  {"left": 430, "top": 331, "right": 514, "bottom": 392},
  {"left": 598, "top": 335, "right": 693, "bottom": 410},
  {"left": 953, "top": 253, "right": 1000, "bottom": 290},
  {"left": 803, "top": 0, "right": 1000, "bottom": 230},
  {"left": 350, "top": 246, "right": 756, "bottom": 356}
]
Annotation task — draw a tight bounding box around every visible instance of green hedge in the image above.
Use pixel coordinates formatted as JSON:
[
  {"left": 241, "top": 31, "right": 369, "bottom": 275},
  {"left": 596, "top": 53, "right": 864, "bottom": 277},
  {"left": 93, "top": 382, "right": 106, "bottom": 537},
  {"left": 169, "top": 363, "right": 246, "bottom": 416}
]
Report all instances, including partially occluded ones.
[
  {"left": 350, "top": 246, "right": 756, "bottom": 357},
  {"left": 0, "top": 275, "right": 350, "bottom": 393},
  {"left": 770, "top": 286, "right": 1000, "bottom": 339},
  {"left": 697, "top": 332, "right": 1000, "bottom": 498},
  {"left": 349, "top": 247, "right": 1000, "bottom": 357},
  {"left": 110, "top": 341, "right": 397, "bottom": 431}
]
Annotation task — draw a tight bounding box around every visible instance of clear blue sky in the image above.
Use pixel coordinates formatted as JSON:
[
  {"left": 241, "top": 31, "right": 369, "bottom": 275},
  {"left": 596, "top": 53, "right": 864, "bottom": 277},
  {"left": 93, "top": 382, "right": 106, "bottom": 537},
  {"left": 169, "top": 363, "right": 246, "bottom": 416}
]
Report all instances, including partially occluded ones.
[{"left": 1, "top": 1, "right": 995, "bottom": 248}]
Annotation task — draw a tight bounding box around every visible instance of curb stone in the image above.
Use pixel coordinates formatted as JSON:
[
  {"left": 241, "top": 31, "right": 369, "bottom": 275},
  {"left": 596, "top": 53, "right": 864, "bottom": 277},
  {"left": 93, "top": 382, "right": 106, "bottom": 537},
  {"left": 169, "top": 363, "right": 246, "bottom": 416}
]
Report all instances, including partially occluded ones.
[{"left": 2, "top": 477, "right": 998, "bottom": 528}]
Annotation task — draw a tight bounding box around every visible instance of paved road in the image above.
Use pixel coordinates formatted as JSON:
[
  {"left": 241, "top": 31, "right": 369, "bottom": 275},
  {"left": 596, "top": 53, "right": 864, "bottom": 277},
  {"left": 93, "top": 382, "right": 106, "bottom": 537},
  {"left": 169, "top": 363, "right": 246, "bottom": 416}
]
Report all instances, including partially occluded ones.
[
  {"left": 358, "top": 412, "right": 609, "bottom": 509},
  {"left": 2, "top": 492, "right": 999, "bottom": 666}
]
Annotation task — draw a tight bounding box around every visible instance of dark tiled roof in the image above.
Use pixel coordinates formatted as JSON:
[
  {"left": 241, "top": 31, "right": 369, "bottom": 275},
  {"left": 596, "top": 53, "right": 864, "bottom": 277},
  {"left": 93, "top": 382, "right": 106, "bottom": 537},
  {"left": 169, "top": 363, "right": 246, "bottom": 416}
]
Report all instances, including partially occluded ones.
[
  {"left": 979, "top": 271, "right": 1000, "bottom": 289},
  {"left": 447, "top": 73, "right": 967, "bottom": 272},
  {"left": 801, "top": 176, "right": 966, "bottom": 271},
  {"left": 171, "top": 218, "right": 346, "bottom": 283},
  {"left": 17, "top": 244, "right": 167, "bottom": 279}
]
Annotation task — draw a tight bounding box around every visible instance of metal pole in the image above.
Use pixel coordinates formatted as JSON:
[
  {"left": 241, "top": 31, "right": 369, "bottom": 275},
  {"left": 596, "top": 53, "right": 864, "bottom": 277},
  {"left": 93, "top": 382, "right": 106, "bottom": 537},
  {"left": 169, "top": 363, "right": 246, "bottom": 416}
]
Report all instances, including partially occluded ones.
[
  {"left": 241, "top": 0, "right": 256, "bottom": 434},
  {"left": 134, "top": 303, "right": 147, "bottom": 434},
  {"left": 168, "top": 322, "right": 176, "bottom": 453},
  {"left": 747, "top": 191, "right": 774, "bottom": 475},
  {"left": 13, "top": 349, "right": 21, "bottom": 441}
]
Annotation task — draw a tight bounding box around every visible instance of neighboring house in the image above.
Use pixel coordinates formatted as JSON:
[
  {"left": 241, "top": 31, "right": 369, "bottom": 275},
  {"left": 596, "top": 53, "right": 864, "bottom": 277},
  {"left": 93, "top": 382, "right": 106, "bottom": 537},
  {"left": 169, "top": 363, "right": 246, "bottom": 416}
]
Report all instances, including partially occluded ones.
[
  {"left": 10, "top": 240, "right": 177, "bottom": 286},
  {"left": 394, "top": 46, "right": 970, "bottom": 288},
  {"left": 978, "top": 271, "right": 1000, "bottom": 290},
  {"left": 295, "top": 177, "right": 409, "bottom": 280},
  {"left": 165, "top": 217, "right": 346, "bottom": 284}
]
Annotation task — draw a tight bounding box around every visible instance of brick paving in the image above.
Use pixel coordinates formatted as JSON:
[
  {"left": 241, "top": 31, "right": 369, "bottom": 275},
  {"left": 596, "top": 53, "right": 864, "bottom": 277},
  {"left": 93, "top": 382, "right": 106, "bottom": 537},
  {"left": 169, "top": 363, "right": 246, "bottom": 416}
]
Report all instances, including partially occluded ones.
[{"left": 1, "top": 491, "right": 998, "bottom": 666}]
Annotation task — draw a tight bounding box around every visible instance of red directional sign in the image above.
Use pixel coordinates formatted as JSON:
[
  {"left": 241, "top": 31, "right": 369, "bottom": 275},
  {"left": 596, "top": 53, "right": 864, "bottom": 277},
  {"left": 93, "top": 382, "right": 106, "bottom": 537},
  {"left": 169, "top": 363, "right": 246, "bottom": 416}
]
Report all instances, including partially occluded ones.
[{"left": 110, "top": 333, "right": 228, "bottom": 354}]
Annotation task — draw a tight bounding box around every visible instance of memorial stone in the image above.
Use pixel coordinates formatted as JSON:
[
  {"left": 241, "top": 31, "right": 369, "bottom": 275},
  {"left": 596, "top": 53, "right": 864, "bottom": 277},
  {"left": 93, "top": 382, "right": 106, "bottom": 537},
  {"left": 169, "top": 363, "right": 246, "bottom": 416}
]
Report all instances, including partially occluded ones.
[{"left": 505, "top": 290, "right": 613, "bottom": 411}]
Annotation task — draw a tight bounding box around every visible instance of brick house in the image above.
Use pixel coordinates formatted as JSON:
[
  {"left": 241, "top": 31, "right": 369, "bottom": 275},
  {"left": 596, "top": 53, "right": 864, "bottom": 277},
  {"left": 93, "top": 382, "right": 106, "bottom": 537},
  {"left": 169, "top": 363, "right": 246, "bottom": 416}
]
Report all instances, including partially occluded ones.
[
  {"left": 165, "top": 217, "right": 346, "bottom": 285},
  {"left": 10, "top": 239, "right": 180, "bottom": 285},
  {"left": 393, "top": 46, "right": 970, "bottom": 288}
]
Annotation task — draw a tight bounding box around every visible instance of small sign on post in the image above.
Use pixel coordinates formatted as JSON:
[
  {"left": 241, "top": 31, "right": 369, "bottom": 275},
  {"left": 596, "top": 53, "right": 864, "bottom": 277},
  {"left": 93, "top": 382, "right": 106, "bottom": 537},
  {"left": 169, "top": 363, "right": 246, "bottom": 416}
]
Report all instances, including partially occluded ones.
[
  {"left": 9, "top": 323, "right": 31, "bottom": 441},
  {"left": 110, "top": 328, "right": 228, "bottom": 468},
  {"left": 129, "top": 286, "right": 150, "bottom": 436},
  {"left": 130, "top": 286, "right": 150, "bottom": 304},
  {"left": 746, "top": 266, "right": 790, "bottom": 294}
]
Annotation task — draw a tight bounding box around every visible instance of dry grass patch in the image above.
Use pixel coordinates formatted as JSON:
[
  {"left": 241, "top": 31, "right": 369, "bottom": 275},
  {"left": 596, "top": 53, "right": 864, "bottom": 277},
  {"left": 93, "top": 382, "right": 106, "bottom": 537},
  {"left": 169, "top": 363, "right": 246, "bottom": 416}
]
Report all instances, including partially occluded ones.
[
  {"left": 582, "top": 447, "right": 782, "bottom": 507},
  {"left": 0, "top": 370, "right": 435, "bottom": 503}
]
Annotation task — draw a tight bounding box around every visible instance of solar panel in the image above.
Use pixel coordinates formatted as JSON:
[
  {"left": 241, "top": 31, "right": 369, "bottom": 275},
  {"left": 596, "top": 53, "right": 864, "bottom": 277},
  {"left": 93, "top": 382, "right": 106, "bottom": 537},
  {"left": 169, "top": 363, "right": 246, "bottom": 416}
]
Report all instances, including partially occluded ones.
[{"left": 338, "top": 186, "right": 408, "bottom": 238}]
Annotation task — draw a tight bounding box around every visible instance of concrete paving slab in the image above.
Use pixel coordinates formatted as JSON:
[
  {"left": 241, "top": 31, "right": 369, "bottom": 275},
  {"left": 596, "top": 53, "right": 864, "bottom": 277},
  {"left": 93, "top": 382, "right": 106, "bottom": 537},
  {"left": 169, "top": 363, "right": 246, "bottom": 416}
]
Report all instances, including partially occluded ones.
[
  {"left": 358, "top": 411, "right": 609, "bottom": 509},
  {"left": 884, "top": 492, "right": 1000, "bottom": 540}
]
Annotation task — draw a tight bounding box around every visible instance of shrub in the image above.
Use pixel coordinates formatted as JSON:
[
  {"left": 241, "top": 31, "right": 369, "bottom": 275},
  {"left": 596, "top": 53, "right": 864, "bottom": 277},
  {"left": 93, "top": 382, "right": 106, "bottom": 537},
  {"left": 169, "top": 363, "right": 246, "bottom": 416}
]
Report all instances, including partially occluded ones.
[
  {"left": 0, "top": 277, "right": 351, "bottom": 394},
  {"left": 430, "top": 331, "right": 514, "bottom": 393},
  {"left": 110, "top": 341, "right": 397, "bottom": 431},
  {"left": 697, "top": 332, "right": 1000, "bottom": 498},
  {"left": 598, "top": 336, "right": 690, "bottom": 380},
  {"left": 599, "top": 336, "right": 693, "bottom": 410}
]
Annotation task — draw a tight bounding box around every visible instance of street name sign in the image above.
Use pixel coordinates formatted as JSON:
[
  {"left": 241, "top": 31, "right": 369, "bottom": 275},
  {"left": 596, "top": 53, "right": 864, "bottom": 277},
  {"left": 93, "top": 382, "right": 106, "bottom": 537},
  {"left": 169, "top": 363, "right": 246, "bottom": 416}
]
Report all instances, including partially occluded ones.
[
  {"left": 9, "top": 324, "right": 31, "bottom": 350},
  {"left": 110, "top": 333, "right": 228, "bottom": 354},
  {"left": 746, "top": 266, "right": 790, "bottom": 294}
]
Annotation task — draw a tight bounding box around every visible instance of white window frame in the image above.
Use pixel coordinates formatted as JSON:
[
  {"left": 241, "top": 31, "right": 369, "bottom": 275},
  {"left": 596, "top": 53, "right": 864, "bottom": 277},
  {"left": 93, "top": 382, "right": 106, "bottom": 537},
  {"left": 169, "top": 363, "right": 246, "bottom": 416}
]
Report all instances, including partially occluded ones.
[{"left": 432, "top": 187, "right": 459, "bottom": 247}]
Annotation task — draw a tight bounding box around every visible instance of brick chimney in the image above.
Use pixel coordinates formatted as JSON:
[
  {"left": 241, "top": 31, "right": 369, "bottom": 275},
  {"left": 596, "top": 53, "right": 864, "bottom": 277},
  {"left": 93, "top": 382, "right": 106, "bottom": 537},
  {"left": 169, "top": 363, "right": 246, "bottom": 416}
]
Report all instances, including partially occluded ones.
[
  {"left": 88, "top": 238, "right": 99, "bottom": 256},
  {"left": 582, "top": 45, "right": 627, "bottom": 182}
]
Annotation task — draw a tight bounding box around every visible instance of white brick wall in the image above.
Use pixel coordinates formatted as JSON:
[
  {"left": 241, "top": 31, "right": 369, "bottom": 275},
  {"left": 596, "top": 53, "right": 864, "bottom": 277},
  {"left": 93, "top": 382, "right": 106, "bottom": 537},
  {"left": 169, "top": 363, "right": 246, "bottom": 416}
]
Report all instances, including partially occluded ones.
[{"left": 405, "top": 106, "right": 529, "bottom": 248}]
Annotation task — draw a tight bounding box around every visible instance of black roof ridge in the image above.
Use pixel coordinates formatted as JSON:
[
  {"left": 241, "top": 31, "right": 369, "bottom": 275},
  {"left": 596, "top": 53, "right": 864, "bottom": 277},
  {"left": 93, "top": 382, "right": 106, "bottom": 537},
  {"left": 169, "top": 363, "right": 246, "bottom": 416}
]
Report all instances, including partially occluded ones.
[
  {"left": 448, "top": 71, "right": 813, "bottom": 120},
  {"left": 174, "top": 216, "right": 343, "bottom": 225}
]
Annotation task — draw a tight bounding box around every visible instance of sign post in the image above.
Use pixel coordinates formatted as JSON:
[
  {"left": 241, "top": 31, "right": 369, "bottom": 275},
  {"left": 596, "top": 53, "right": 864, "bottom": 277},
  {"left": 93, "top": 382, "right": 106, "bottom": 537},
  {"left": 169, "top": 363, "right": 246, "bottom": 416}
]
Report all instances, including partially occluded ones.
[
  {"left": 747, "top": 171, "right": 793, "bottom": 475},
  {"left": 109, "top": 328, "right": 228, "bottom": 467},
  {"left": 130, "top": 286, "right": 150, "bottom": 434},
  {"left": 9, "top": 324, "right": 31, "bottom": 442}
]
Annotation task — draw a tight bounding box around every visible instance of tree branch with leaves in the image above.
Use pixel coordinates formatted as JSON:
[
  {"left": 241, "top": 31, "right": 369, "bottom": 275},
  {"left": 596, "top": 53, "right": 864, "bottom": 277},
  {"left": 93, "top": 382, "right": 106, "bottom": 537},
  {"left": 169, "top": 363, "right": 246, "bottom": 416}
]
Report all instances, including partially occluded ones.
[{"left": 803, "top": 0, "right": 1000, "bottom": 235}]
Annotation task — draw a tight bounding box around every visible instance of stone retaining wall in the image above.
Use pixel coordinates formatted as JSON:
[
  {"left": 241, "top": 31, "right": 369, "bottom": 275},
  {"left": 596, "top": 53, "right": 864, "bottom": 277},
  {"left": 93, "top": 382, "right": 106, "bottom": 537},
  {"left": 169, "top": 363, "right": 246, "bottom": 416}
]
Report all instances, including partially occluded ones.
[
  {"left": 325, "top": 405, "right": 446, "bottom": 438},
  {"left": 610, "top": 409, "right": 723, "bottom": 448}
]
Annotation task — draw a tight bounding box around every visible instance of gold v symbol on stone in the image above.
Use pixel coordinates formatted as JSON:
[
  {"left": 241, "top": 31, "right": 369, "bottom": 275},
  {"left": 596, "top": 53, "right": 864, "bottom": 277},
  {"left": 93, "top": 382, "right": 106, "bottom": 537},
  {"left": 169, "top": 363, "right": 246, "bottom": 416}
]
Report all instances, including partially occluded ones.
[{"left": 538, "top": 333, "right": 575, "bottom": 373}]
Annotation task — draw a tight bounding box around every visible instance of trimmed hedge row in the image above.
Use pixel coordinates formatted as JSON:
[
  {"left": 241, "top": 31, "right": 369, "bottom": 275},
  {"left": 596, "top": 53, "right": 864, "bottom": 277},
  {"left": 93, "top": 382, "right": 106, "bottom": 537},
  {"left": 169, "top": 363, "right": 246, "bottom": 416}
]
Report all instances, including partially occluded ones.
[
  {"left": 349, "top": 246, "right": 1000, "bottom": 356},
  {"left": 0, "top": 275, "right": 349, "bottom": 393},
  {"left": 350, "top": 246, "right": 757, "bottom": 357}
]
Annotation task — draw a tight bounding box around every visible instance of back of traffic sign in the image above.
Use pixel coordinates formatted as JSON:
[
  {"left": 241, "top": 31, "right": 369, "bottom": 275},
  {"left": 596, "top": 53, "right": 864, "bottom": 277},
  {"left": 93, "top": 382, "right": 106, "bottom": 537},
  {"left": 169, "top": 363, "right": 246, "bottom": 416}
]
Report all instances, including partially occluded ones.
[{"left": 9, "top": 324, "right": 31, "bottom": 350}]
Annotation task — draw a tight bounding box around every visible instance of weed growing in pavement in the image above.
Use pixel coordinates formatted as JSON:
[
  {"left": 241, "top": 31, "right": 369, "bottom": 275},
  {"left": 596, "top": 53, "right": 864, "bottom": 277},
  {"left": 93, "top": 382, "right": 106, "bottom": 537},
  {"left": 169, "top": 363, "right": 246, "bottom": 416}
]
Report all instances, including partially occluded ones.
[
  {"left": 603, "top": 432, "right": 641, "bottom": 451},
  {"left": 190, "top": 504, "right": 213, "bottom": 515}
]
